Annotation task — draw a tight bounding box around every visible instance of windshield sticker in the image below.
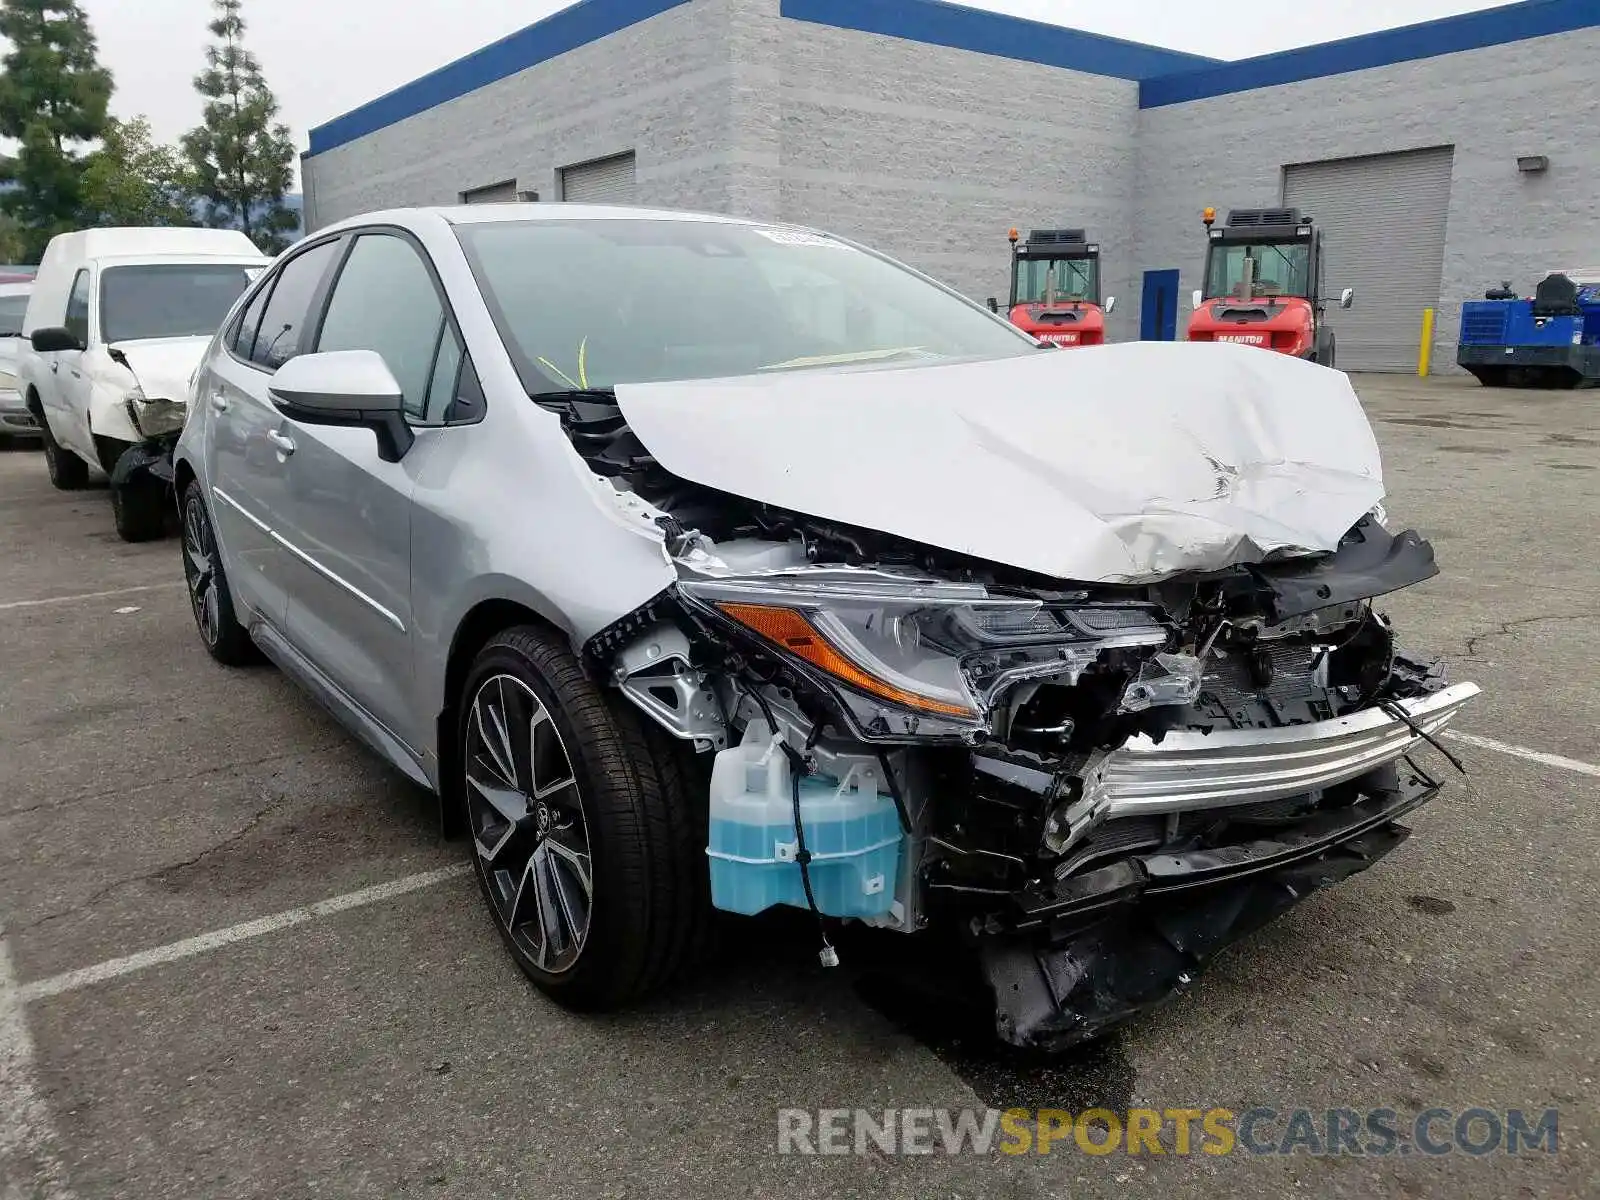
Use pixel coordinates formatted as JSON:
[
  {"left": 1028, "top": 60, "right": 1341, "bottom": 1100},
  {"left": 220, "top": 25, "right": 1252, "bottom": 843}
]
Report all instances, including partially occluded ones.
[{"left": 752, "top": 228, "right": 850, "bottom": 249}]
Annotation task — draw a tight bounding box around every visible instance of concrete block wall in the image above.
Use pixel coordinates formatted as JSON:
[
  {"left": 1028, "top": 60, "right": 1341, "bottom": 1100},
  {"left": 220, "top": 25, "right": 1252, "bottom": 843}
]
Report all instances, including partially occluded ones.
[
  {"left": 1134, "top": 26, "right": 1600, "bottom": 370},
  {"left": 303, "top": 0, "right": 747, "bottom": 228},
  {"left": 774, "top": 14, "right": 1143, "bottom": 341}
]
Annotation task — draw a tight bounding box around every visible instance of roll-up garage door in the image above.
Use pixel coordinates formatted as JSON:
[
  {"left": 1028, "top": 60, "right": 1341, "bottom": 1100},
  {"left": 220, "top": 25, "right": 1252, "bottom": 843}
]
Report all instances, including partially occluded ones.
[
  {"left": 1283, "top": 147, "right": 1454, "bottom": 372},
  {"left": 559, "top": 152, "right": 637, "bottom": 204}
]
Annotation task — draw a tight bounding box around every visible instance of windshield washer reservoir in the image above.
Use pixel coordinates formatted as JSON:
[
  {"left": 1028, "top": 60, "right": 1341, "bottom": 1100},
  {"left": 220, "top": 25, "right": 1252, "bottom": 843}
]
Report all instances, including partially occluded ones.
[{"left": 707, "top": 724, "right": 903, "bottom": 918}]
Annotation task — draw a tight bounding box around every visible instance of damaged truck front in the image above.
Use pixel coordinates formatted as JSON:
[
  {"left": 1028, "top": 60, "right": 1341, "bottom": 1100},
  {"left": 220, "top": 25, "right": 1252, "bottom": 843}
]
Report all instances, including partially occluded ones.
[{"left": 559, "top": 343, "right": 1478, "bottom": 1052}]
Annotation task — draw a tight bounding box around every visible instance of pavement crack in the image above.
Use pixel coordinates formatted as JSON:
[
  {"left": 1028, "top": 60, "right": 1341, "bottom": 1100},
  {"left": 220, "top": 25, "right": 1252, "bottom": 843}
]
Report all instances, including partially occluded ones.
[
  {"left": 1458, "top": 611, "right": 1600, "bottom": 659},
  {"left": 6, "top": 794, "right": 288, "bottom": 937},
  {"left": 0, "top": 741, "right": 346, "bottom": 821}
]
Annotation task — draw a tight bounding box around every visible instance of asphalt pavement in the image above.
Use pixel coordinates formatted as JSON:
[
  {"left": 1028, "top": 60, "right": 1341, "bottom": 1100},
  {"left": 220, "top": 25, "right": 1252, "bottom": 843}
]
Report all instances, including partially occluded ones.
[{"left": 1, "top": 374, "right": 1595, "bottom": 1199}]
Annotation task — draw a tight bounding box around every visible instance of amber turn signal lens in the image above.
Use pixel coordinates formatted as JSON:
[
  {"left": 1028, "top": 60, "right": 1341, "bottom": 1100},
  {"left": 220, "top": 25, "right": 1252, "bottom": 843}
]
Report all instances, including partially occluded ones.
[{"left": 715, "top": 602, "right": 975, "bottom": 718}]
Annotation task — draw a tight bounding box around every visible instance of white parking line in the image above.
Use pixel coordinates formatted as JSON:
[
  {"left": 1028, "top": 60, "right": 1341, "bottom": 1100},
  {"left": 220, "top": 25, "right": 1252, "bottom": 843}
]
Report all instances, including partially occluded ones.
[
  {"left": 0, "top": 935, "right": 76, "bottom": 1199},
  {"left": 0, "top": 582, "right": 185, "bottom": 614},
  {"left": 19, "top": 865, "right": 471, "bottom": 1004},
  {"left": 1443, "top": 731, "right": 1600, "bottom": 779}
]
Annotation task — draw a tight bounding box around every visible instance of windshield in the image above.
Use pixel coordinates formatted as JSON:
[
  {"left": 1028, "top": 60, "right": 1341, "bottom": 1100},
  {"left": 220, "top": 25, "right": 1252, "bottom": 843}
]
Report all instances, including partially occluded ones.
[
  {"left": 0, "top": 294, "right": 27, "bottom": 337},
  {"left": 1203, "top": 241, "right": 1311, "bottom": 300},
  {"left": 455, "top": 219, "right": 1033, "bottom": 391},
  {"left": 99, "top": 263, "right": 258, "bottom": 344},
  {"left": 1013, "top": 256, "right": 1098, "bottom": 305}
]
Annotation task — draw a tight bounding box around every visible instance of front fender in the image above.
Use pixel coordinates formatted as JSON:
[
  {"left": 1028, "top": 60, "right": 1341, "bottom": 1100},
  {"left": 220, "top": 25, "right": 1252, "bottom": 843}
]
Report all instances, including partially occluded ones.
[{"left": 87, "top": 376, "right": 140, "bottom": 444}]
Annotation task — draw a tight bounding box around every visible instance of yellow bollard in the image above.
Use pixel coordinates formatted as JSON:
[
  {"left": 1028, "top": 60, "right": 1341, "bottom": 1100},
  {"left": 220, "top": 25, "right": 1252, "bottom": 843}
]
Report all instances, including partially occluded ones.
[{"left": 1417, "top": 308, "right": 1436, "bottom": 377}]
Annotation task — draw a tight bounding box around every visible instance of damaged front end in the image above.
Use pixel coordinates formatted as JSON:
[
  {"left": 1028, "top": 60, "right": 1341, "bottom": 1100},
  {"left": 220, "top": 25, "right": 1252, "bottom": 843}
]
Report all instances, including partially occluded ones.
[{"left": 557, "top": 389, "right": 1480, "bottom": 1053}]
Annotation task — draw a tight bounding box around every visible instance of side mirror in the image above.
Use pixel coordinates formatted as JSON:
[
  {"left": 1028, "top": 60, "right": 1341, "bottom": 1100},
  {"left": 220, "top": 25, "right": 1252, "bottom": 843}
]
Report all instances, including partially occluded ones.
[
  {"left": 268, "top": 350, "right": 414, "bottom": 463},
  {"left": 1103, "top": 296, "right": 1117, "bottom": 315},
  {"left": 1339, "top": 287, "right": 1355, "bottom": 309},
  {"left": 986, "top": 297, "right": 999, "bottom": 313},
  {"left": 1191, "top": 289, "right": 1204, "bottom": 310},
  {"left": 30, "top": 326, "right": 82, "bottom": 353}
]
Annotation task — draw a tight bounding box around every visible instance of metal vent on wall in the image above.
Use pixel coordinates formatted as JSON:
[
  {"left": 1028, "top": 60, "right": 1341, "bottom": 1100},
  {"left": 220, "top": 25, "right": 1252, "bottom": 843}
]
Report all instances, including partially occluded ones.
[
  {"left": 460, "top": 179, "right": 519, "bottom": 204},
  {"left": 1283, "top": 146, "right": 1454, "bottom": 373},
  {"left": 559, "top": 152, "right": 637, "bottom": 205}
]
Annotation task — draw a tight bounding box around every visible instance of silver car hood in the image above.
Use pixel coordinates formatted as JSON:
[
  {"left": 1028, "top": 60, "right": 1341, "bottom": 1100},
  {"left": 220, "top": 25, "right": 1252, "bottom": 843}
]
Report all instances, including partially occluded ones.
[{"left": 613, "top": 342, "right": 1385, "bottom": 584}]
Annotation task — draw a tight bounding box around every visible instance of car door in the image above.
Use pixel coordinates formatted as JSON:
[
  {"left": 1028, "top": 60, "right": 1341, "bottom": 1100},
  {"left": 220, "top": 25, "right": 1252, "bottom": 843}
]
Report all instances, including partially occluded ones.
[
  {"left": 201, "top": 237, "right": 344, "bottom": 629},
  {"left": 46, "top": 269, "right": 93, "bottom": 457},
  {"left": 271, "top": 230, "right": 462, "bottom": 751}
]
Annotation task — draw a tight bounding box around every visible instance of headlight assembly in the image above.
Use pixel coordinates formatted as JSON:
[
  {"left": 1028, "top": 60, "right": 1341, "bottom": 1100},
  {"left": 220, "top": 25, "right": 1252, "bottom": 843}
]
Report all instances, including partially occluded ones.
[
  {"left": 124, "top": 385, "right": 188, "bottom": 439},
  {"left": 679, "top": 573, "right": 1168, "bottom": 742}
]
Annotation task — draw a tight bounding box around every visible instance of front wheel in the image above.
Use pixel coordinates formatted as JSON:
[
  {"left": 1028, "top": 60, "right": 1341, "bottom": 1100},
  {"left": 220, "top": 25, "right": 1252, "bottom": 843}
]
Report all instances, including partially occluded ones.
[
  {"left": 112, "top": 483, "right": 169, "bottom": 543},
  {"left": 39, "top": 418, "right": 89, "bottom": 489},
  {"left": 459, "top": 626, "right": 711, "bottom": 1011}
]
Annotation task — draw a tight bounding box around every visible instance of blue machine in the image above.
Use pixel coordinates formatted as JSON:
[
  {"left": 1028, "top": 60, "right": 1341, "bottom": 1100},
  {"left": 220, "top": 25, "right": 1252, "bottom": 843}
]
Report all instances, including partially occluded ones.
[{"left": 1457, "top": 272, "right": 1600, "bottom": 388}]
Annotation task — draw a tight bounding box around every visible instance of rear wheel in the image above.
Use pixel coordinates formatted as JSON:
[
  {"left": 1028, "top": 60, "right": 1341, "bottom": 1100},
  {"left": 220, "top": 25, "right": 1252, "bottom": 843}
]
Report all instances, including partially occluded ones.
[
  {"left": 39, "top": 419, "right": 89, "bottom": 489},
  {"left": 112, "top": 483, "right": 169, "bottom": 543},
  {"left": 460, "top": 626, "right": 711, "bottom": 1011},
  {"left": 180, "top": 480, "right": 256, "bottom": 665}
]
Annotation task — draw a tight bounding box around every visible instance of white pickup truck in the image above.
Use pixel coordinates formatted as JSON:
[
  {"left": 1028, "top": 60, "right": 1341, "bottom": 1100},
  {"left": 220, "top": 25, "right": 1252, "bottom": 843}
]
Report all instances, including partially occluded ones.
[{"left": 19, "top": 227, "right": 269, "bottom": 540}]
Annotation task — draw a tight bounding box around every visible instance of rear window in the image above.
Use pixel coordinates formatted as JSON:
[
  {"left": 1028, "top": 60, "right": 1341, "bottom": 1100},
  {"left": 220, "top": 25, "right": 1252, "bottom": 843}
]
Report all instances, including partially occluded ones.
[
  {"left": 99, "top": 264, "right": 257, "bottom": 344},
  {"left": 0, "top": 294, "right": 27, "bottom": 336}
]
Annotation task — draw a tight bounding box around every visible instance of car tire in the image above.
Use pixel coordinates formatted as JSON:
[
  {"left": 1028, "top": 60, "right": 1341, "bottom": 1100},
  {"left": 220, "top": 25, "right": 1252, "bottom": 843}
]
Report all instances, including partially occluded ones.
[
  {"left": 179, "top": 479, "right": 257, "bottom": 665},
  {"left": 112, "top": 483, "right": 169, "bottom": 543},
  {"left": 459, "top": 625, "right": 712, "bottom": 1012},
  {"left": 40, "top": 420, "right": 89, "bottom": 490}
]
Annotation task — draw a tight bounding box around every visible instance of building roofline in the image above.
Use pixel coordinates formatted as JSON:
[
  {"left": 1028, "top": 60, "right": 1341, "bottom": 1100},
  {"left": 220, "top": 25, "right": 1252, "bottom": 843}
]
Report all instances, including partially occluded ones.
[
  {"left": 304, "top": 0, "right": 1600, "bottom": 157},
  {"left": 306, "top": 0, "right": 694, "bottom": 157},
  {"left": 1140, "top": 0, "right": 1600, "bottom": 108},
  {"left": 778, "top": 0, "right": 1218, "bottom": 79}
]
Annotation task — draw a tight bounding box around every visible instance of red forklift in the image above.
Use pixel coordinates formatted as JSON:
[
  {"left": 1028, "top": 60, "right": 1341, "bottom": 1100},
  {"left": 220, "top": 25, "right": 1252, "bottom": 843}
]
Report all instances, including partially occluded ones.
[
  {"left": 990, "top": 228, "right": 1114, "bottom": 346},
  {"left": 1185, "top": 207, "right": 1352, "bottom": 366}
]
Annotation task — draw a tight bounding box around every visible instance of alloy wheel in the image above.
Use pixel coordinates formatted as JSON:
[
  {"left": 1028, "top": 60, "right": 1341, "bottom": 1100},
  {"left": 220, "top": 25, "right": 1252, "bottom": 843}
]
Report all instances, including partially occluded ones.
[
  {"left": 465, "top": 675, "right": 594, "bottom": 974},
  {"left": 181, "top": 494, "right": 221, "bottom": 646}
]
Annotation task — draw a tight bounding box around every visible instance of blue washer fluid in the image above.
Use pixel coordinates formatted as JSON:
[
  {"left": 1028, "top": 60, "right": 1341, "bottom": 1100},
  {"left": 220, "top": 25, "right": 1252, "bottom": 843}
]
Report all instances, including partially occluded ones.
[{"left": 706, "top": 723, "right": 903, "bottom": 919}]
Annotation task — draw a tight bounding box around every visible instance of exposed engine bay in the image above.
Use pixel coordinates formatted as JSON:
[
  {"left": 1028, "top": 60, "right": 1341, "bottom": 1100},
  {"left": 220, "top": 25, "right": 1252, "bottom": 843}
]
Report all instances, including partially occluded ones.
[{"left": 543, "top": 387, "right": 1481, "bottom": 1052}]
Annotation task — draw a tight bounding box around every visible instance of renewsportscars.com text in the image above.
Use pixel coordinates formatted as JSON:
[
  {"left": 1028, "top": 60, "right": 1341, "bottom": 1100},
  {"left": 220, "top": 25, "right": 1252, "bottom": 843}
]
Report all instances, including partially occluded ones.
[{"left": 777, "top": 1106, "right": 1559, "bottom": 1158}]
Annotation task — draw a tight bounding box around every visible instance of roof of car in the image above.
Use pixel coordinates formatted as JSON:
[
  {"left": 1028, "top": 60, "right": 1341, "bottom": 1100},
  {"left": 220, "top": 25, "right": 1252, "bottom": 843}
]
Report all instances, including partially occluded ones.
[{"left": 319, "top": 203, "right": 763, "bottom": 234}]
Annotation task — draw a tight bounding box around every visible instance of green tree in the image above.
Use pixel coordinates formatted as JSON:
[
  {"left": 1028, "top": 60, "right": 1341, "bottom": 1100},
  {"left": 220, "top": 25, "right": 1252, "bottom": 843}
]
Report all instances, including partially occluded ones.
[
  {"left": 0, "top": 0, "right": 113, "bottom": 260},
  {"left": 81, "top": 116, "right": 196, "bottom": 227},
  {"left": 0, "top": 212, "right": 28, "bottom": 263},
  {"left": 182, "top": 0, "right": 296, "bottom": 253}
]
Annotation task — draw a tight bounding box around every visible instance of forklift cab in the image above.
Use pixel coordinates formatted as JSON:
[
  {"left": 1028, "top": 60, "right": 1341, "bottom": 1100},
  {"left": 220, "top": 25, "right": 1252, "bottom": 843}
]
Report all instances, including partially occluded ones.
[
  {"left": 1187, "top": 207, "right": 1352, "bottom": 364},
  {"left": 998, "top": 229, "right": 1114, "bottom": 347}
]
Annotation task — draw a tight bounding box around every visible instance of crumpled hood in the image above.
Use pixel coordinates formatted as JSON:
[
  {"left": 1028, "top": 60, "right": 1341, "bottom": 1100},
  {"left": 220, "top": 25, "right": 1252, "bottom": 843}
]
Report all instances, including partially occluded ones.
[
  {"left": 613, "top": 341, "right": 1386, "bottom": 584},
  {"left": 109, "top": 337, "right": 210, "bottom": 405}
]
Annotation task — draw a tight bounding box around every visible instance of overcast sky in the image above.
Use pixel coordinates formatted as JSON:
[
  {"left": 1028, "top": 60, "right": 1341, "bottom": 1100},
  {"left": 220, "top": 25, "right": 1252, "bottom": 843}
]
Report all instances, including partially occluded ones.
[{"left": 82, "top": 0, "right": 1507, "bottom": 165}]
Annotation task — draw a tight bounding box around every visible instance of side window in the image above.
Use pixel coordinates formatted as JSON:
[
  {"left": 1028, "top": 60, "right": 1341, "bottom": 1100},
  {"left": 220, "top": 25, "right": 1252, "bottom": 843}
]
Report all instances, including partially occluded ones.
[
  {"left": 315, "top": 234, "right": 446, "bottom": 421},
  {"left": 64, "top": 270, "right": 90, "bottom": 346},
  {"left": 230, "top": 277, "right": 273, "bottom": 361},
  {"left": 250, "top": 239, "right": 339, "bottom": 370},
  {"left": 425, "top": 325, "right": 463, "bottom": 423}
]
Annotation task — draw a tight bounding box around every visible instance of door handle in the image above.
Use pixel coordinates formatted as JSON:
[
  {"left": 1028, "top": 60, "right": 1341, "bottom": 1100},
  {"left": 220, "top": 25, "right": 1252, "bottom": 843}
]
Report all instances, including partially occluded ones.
[
  {"left": 209, "top": 390, "right": 229, "bottom": 413},
  {"left": 266, "top": 430, "right": 296, "bottom": 455},
  {"left": 49, "top": 361, "right": 59, "bottom": 374}
]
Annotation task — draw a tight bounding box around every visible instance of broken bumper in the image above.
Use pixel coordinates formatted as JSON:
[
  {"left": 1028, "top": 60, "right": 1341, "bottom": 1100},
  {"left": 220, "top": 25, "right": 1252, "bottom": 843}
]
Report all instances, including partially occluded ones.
[
  {"left": 986, "top": 768, "right": 1443, "bottom": 1051},
  {"left": 108, "top": 432, "right": 179, "bottom": 491},
  {"left": 1059, "top": 682, "right": 1480, "bottom": 849}
]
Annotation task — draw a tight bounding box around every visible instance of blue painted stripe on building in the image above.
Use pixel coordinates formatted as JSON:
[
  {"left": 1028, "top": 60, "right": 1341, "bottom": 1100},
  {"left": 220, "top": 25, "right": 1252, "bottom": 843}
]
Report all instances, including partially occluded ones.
[
  {"left": 1140, "top": 0, "right": 1600, "bottom": 107},
  {"left": 306, "top": 0, "right": 694, "bottom": 156},
  {"left": 779, "top": 0, "right": 1216, "bottom": 80}
]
